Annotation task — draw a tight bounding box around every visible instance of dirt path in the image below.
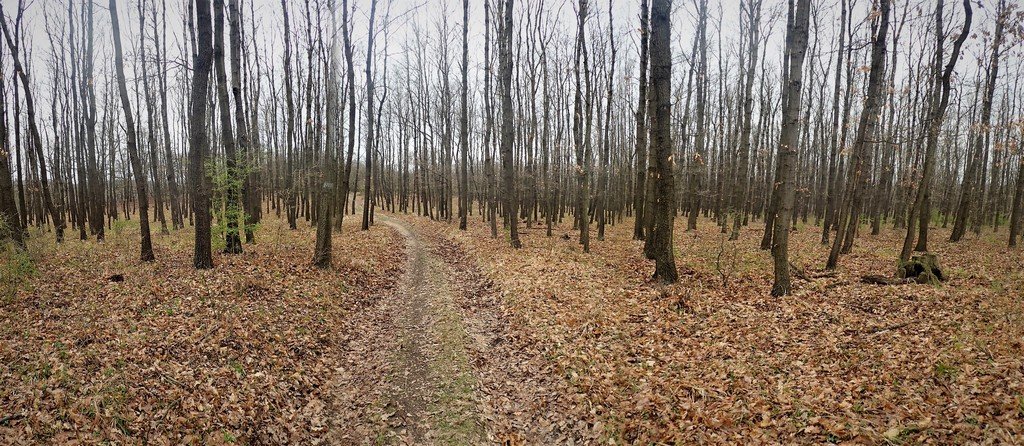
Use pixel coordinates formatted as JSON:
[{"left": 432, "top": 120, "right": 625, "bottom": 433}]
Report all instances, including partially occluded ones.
[{"left": 379, "top": 218, "right": 484, "bottom": 445}]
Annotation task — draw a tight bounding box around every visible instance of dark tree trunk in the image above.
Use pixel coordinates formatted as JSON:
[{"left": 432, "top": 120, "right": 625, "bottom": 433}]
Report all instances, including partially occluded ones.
[
  {"left": 189, "top": 0, "right": 215, "bottom": 269},
  {"left": 361, "top": 0, "right": 379, "bottom": 231},
  {"left": 771, "top": 0, "right": 812, "bottom": 295},
  {"left": 109, "top": 0, "right": 155, "bottom": 261},
  {"left": 826, "top": 0, "right": 891, "bottom": 270},
  {"left": 646, "top": 0, "right": 677, "bottom": 283},
  {"left": 499, "top": 0, "right": 521, "bottom": 248},
  {"left": 900, "top": 0, "right": 971, "bottom": 262},
  {"left": 458, "top": 0, "right": 470, "bottom": 231},
  {"left": 213, "top": 0, "right": 242, "bottom": 253},
  {"left": 0, "top": 4, "right": 66, "bottom": 242},
  {"left": 632, "top": 0, "right": 651, "bottom": 241}
]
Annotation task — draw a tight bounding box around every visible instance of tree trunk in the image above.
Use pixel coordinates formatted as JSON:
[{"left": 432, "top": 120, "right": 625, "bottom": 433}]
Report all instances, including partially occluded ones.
[
  {"left": 646, "top": 0, "right": 677, "bottom": 283},
  {"left": 951, "top": 0, "right": 1006, "bottom": 243},
  {"left": 109, "top": 0, "right": 155, "bottom": 261},
  {"left": 632, "top": 0, "right": 651, "bottom": 241},
  {"left": 361, "top": 0, "right": 379, "bottom": 231},
  {"left": 499, "top": 0, "right": 521, "bottom": 248},
  {"left": 826, "top": 0, "right": 891, "bottom": 270},
  {"left": 0, "top": 4, "right": 65, "bottom": 242},
  {"left": 770, "top": 0, "right": 812, "bottom": 295},
  {"left": 314, "top": 0, "right": 341, "bottom": 268},
  {"left": 189, "top": 0, "right": 215, "bottom": 269},
  {"left": 458, "top": 0, "right": 470, "bottom": 231},
  {"left": 899, "top": 0, "right": 971, "bottom": 262}
]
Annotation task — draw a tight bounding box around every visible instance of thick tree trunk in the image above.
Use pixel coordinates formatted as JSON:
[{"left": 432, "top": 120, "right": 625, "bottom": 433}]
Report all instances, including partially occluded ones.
[
  {"left": 314, "top": 0, "right": 340, "bottom": 268},
  {"left": 646, "top": 0, "right": 677, "bottom": 283},
  {"left": 189, "top": 0, "right": 215, "bottom": 269}
]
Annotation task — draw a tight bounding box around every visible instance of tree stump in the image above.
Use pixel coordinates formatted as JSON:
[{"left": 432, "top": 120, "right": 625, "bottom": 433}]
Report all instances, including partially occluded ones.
[{"left": 897, "top": 253, "right": 945, "bottom": 285}]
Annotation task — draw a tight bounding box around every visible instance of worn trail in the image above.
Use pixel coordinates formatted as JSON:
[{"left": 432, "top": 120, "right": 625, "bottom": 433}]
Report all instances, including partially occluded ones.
[{"left": 379, "top": 217, "right": 483, "bottom": 445}]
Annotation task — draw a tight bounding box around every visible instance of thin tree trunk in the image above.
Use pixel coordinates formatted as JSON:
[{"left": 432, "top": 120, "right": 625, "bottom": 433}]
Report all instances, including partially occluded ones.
[
  {"left": 770, "top": 0, "right": 812, "bottom": 295},
  {"left": 109, "top": 0, "right": 155, "bottom": 261},
  {"left": 499, "top": 0, "right": 521, "bottom": 248}
]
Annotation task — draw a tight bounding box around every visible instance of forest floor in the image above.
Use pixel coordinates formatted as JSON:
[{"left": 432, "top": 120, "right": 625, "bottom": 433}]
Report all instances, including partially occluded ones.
[{"left": 2, "top": 210, "right": 1023, "bottom": 444}]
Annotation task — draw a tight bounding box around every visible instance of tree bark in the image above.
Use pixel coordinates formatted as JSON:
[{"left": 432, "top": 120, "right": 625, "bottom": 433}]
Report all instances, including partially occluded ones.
[
  {"left": 109, "top": 0, "right": 155, "bottom": 261},
  {"left": 458, "top": 0, "right": 470, "bottom": 231},
  {"left": 0, "top": 3, "right": 66, "bottom": 242},
  {"left": 189, "top": 0, "right": 215, "bottom": 269},
  {"left": 499, "top": 0, "right": 521, "bottom": 248},
  {"left": 770, "top": 0, "right": 812, "bottom": 295},
  {"left": 361, "top": 0, "right": 379, "bottom": 231},
  {"left": 646, "top": 0, "right": 677, "bottom": 283},
  {"left": 826, "top": 0, "right": 891, "bottom": 270},
  {"left": 899, "top": 0, "right": 971, "bottom": 262},
  {"left": 632, "top": 0, "right": 651, "bottom": 241}
]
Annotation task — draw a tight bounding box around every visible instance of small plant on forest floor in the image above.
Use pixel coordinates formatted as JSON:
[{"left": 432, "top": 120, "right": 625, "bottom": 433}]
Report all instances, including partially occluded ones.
[
  {"left": 934, "top": 361, "right": 958, "bottom": 381},
  {"left": 1, "top": 231, "right": 36, "bottom": 302}
]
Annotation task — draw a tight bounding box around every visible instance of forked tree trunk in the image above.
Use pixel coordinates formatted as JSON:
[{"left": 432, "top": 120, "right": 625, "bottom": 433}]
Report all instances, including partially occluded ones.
[{"left": 899, "top": 0, "right": 971, "bottom": 262}]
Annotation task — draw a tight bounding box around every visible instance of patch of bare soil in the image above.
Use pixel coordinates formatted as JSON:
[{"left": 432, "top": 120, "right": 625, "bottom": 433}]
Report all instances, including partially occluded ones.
[
  {"left": 415, "top": 221, "right": 589, "bottom": 445},
  {"left": 378, "top": 218, "right": 483, "bottom": 445}
]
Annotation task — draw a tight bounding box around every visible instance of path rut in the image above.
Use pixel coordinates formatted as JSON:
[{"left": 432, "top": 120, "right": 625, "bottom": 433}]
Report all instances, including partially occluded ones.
[{"left": 380, "top": 218, "right": 483, "bottom": 445}]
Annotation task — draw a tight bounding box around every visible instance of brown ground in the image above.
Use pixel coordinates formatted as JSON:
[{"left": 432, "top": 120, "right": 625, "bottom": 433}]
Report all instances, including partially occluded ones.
[{"left": 2, "top": 211, "right": 1023, "bottom": 445}]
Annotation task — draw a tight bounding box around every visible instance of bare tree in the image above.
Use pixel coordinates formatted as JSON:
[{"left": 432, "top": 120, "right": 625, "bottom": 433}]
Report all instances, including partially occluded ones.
[
  {"left": 314, "top": 0, "right": 341, "bottom": 268},
  {"left": 499, "top": 0, "right": 521, "bottom": 248},
  {"left": 361, "top": 0, "right": 380, "bottom": 231},
  {"left": 0, "top": 1, "right": 65, "bottom": 242},
  {"left": 109, "top": 0, "right": 155, "bottom": 261},
  {"left": 646, "top": 0, "right": 677, "bottom": 283},
  {"left": 189, "top": 0, "right": 215, "bottom": 269},
  {"left": 770, "top": 0, "right": 812, "bottom": 296},
  {"left": 899, "top": 0, "right": 972, "bottom": 261},
  {"left": 632, "top": 0, "right": 651, "bottom": 241},
  {"left": 826, "top": 0, "right": 892, "bottom": 271},
  {"left": 458, "top": 0, "right": 470, "bottom": 231}
]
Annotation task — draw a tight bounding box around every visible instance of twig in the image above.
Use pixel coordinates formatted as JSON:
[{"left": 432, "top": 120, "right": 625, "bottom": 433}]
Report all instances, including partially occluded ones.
[{"left": 196, "top": 323, "right": 221, "bottom": 343}]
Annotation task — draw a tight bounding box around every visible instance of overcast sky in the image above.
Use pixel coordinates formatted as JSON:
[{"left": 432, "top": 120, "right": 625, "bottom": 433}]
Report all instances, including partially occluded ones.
[{"left": 2, "top": 0, "right": 1020, "bottom": 150}]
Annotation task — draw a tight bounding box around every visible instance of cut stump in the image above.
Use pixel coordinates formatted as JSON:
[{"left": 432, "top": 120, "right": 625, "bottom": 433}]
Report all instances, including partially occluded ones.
[{"left": 897, "top": 253, "right": 945, "bottom": 285}]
